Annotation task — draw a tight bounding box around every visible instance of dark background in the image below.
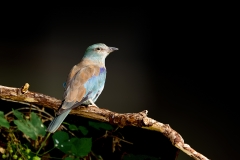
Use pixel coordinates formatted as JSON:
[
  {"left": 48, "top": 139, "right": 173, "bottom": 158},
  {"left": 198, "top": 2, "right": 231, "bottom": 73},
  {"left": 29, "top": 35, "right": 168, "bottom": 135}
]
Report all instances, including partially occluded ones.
[{"left": 0, "top": 6, "right": 238, "bottom": 160}]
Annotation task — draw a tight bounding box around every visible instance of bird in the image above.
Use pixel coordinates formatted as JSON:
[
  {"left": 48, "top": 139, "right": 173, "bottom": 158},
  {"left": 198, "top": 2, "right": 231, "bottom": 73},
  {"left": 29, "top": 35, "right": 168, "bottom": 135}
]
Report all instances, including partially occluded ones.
[{"left": 47, "top": 43, "right": 118, "bottom": 133}]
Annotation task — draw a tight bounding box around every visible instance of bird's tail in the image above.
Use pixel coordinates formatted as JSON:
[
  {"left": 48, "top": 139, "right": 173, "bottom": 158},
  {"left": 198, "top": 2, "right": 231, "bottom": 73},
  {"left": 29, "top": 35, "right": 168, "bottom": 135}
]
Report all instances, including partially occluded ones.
[{"left": 47, "top": 110, "right": 71, "bottom": 133}]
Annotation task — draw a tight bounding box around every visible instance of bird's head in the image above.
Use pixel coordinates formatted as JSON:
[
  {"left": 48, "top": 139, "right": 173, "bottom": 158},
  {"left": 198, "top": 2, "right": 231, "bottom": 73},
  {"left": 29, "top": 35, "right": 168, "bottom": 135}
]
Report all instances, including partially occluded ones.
[{"left": 83, "top": 43, "right": 118, "bottom": 61}]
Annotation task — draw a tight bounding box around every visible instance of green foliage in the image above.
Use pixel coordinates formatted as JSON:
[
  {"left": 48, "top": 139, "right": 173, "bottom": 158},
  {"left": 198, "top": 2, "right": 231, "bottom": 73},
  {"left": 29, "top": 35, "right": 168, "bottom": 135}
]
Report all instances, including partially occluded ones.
[
  {"left": 52, "top": 131, "right": 68, "bottom": 143},
  {"left": 78, "top": 126, "right": 88, "bottom": 135},
  {"left": 12, "top": 109, "right": 24, "bottom": 120},
  {"left": 1, "top": 108, "right": 163, "bottom": 160},
  {"left": 0, "top": 111, "right": 10, "bottom": 129},
  {"left": 13, "top": 110, "right": 46, "bottom": 140},
  {"left": 1, "top": 109, "right": 106, "bottom": 159},
  {"left": 69, "top": 124, "right": 78, "bottom": 131},
  {"left": 68, "top": 124, "right": 89, "bottom": 135},
  {"left": 70, "top": 137, "right": 92, "bottom": 157},
  {"left": 64, "top": 157, "right": 79, "bottom": 160},
  {"left": 0, "top": 109, "right": 46, "bottom": 160},
  {"left": 0, "top": 107, "right": 116, "bottom": 160},
  {"left": 52, "top": 131, "right": 92, "bottom": 157},
  {"left": 88, "top": 120, "right": 113, "bottom": 130}
]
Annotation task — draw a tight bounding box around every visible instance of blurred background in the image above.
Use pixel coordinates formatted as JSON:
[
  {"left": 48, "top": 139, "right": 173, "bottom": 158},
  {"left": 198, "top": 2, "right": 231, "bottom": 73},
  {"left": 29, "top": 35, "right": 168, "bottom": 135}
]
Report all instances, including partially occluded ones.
[{"left": 0, "top": 5, "right": 237, "bottom": 160}]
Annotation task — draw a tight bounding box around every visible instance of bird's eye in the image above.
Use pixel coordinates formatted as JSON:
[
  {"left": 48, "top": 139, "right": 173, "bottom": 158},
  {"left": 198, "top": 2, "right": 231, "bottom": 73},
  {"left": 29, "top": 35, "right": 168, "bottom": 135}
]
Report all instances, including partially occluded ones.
[{"left": 96, "top": 47, "right": 101, "bottom": 51}]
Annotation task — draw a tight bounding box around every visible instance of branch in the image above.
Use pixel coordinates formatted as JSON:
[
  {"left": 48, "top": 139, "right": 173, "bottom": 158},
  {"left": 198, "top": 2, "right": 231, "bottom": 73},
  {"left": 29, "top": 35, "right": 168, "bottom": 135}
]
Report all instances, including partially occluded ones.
[{"left": 0, "top": 84, "right": 209, "bottom": 160}]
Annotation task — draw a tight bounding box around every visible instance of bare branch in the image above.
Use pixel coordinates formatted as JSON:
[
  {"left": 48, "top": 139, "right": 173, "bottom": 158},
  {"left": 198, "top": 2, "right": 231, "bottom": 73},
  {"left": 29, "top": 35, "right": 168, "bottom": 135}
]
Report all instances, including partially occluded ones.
[{"left": 0, "top": 84, "right": 209, "bottom": 160}]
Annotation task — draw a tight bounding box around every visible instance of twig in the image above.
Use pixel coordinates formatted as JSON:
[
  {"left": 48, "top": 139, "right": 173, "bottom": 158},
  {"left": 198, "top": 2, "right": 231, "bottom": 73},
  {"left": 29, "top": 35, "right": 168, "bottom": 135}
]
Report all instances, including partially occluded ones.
[{"left": 0, "top": 84, "right": 209, "bottom": 160}]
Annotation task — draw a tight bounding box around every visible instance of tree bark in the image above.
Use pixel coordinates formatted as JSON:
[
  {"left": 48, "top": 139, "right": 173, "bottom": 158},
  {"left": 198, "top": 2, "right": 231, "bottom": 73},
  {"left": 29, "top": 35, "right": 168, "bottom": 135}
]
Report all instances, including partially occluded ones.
[{"left": 0, "top": 84, "right": 209, "bottom": 160}]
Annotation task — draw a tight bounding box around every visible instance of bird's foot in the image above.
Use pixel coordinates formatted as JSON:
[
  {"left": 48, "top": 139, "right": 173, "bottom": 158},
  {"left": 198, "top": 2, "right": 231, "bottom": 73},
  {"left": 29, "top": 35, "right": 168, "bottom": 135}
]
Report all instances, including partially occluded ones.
[
  {"left": 88, "top": 104, "right": 99, "bottom": 108},
  {"left": 89, "top": 99, "right": 99, "bottom": 108}
]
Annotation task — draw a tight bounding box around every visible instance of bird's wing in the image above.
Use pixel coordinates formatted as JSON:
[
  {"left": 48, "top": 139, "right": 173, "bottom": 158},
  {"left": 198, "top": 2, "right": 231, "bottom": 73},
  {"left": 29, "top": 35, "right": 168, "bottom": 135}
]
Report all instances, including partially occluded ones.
[
  {"left": 48, "top": 65, "right": 100, "bottom": 130},
  {"left": 58, "top": 65, "right": 101, "bottom": 113},
  {"left": 63, "top": 65, "right": 81, "bottom": 90}
]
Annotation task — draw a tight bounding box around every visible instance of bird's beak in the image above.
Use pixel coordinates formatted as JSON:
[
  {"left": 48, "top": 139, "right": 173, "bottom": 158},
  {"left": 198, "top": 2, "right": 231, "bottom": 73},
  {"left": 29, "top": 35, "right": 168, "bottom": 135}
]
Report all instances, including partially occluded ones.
[{"left": 108, "top": 47, "right": 118, "bottom": 53}]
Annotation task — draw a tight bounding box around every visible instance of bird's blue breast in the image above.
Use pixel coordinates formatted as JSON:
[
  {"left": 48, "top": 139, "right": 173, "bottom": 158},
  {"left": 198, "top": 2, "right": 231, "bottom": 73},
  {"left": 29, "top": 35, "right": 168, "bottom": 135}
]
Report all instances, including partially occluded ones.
[{"left": 83, "top": 67, "right": 106, "bottom": 102}]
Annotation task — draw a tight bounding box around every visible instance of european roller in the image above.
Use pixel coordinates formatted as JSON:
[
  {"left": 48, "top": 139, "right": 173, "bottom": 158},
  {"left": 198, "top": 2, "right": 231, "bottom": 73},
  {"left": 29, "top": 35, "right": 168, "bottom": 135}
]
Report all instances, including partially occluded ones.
[{"left": 47, "top": 43, "right": 118, "bottom": 133}]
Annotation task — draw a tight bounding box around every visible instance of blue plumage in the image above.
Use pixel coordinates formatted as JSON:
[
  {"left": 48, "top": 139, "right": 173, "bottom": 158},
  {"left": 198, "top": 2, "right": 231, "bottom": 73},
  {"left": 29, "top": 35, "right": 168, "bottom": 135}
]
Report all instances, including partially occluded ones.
[
  {"left": 84, "top": 67, "right": 106, "bottom": 102},
  {"left": 47, "top": 43, "right": 118, "bottom": 133}
]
